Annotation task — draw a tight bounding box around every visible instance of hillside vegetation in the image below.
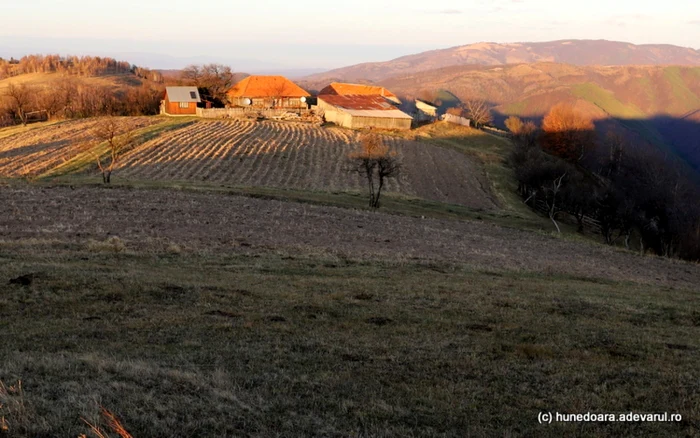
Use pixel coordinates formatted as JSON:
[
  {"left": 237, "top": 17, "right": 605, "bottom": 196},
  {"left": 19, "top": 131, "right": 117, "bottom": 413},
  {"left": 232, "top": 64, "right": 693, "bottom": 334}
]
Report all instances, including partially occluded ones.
[
  {"left": 381, "top": 63, "right": 700, "bottom": 170},
  {"left": 0, "top": 56, "right": 165, "bottom": 126}
]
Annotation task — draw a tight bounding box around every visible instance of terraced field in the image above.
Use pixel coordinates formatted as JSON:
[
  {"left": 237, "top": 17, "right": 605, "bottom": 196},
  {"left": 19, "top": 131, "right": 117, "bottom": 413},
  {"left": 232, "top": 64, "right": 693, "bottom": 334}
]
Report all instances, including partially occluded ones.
[
  {"left": 117, "top": 120, "right": 497, "bottom": 209},
  {"left": 0, "top": 117, "right": 160, "bottom": 178}
]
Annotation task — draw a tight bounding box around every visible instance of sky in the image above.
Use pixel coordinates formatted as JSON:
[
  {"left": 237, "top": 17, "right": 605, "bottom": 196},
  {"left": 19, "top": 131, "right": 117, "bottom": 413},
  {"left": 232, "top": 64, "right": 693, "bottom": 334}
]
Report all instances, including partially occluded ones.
[{"left": 1, "top": 0, "right": 699, "bottom": 71}]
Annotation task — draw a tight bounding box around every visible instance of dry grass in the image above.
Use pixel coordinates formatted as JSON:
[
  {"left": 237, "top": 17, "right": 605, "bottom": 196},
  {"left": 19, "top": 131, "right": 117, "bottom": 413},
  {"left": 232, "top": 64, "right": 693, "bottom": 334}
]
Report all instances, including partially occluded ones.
[
  {"left": 0, "top": 239, "right": 698, "bottom": 437},
  {"left": 86, "top": 237, "right": 127, "bottom": 253},
  {"left": 81, "top": 407, "right": 134, "bottom": 438},
  {"left": 1, "top": 185, "right": 695, "bottom": 289}
]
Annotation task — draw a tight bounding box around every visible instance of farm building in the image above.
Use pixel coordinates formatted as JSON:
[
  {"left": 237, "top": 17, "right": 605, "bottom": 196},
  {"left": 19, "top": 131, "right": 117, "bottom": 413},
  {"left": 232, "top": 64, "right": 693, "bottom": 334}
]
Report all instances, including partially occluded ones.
[
  {"left": 318, "top": 82, "right": 402, "bottom": 105},
  {"left": 441, "top": 113, "right": 471, "bottom": 127},
  {"left": 414, "top": 99, "right": 439, "bottom": 122},
  {"left": 162, "top": 87, "right": 201, "bottom": 115},
  {"left": 227, "top": 76, "right": 311, "bottom": 109},
  {"left": 318, "top": 95, "right": 413, "bottom": 130}
]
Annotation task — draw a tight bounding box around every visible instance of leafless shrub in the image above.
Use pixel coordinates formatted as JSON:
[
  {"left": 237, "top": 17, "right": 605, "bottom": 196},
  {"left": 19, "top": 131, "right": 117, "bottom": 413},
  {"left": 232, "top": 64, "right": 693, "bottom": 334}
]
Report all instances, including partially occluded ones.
[
  {"left": 347, "top": 132, "right": 401, "bottom": 208},
  {"left": 90, "top": 118, "right": 137, "bottom": 183}
]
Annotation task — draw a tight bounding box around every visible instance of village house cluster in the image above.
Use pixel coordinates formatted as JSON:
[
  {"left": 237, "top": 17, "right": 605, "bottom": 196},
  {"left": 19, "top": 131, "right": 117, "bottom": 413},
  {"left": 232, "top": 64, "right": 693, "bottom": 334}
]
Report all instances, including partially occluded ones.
[{"left": 161, "top": 75, "right": 440, "bottom": 130}]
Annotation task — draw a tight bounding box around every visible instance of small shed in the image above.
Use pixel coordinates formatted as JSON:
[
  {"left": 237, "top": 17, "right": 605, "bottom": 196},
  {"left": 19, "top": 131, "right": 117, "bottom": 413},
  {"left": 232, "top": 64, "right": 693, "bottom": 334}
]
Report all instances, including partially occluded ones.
[
  {"left": 227, "top": 76, "right": 311, "bottom": 109},
  {"left": 318, "top": 82, "right": 402, "bottom": 105},
  {"left": 162, "top": 87, "right": 201, "bottom": 115},
  {"left": 440, "top": 113, "right": 471, "bottom": 127},
  {"left": 414, "top": 99, "right": 438, "bottom": 122},
  {"left": 318, "top": 95, "right": 413, "bottom": 130}
]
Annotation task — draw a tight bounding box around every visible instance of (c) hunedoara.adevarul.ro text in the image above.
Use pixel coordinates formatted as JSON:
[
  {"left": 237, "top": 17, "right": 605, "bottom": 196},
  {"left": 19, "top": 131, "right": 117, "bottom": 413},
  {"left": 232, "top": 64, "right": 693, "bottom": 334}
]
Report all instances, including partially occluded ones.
[{"left": 538, "top": 412, "right": 683, "bottom": 424}]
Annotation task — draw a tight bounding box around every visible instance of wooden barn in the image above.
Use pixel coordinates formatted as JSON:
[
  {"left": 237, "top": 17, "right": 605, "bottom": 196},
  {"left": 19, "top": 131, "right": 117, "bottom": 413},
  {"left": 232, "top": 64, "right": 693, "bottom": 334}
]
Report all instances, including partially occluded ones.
[
  {"left": 317, "top": 95, "right": 413, "bottom": 130},
  {"left": 318, "top": 82, "right": 402, "bottom": 105},
  {"left": 162, "top": 86, "right": 201, "bottom": 115},
  {"left": 227, "top": 76, "right": 311, "bottom": 109}
]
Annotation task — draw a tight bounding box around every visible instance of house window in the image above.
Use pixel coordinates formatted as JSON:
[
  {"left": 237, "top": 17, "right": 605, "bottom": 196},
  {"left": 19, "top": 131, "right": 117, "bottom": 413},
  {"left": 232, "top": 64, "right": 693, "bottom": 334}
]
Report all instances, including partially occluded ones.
[
  {"left": 179, "top": 102, "right": 189, "bottom": 109},
  {"left": 190, "top": 91, "right": 197, "bottom": 99}
]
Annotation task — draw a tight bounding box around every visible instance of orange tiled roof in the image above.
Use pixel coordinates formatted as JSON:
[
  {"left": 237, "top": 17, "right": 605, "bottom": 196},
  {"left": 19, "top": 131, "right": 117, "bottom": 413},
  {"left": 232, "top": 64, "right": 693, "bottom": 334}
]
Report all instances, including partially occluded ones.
[
  {"left": 318, "top": 82, "right": 400, "bottom": 103},
  {"left": 227, "top": 76, "right": 311, "bottom": 98}
]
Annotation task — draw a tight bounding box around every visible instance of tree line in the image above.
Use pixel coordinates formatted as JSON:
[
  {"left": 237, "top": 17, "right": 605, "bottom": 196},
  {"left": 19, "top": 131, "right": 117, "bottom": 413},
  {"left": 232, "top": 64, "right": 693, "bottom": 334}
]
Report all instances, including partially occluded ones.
[
  {"left": 0, "top": 79, "right": 163, "bottom": 126},
  {"left": 0, "top": 55, "right": 168, "bottom": 126},
  {"left": 175, "top": 64, "right": 239, "bottom": 107},
  {"left": 507, "top": 103, "right": 700, "bottom": 261},
  {"left": 0, "top": 54, "right": 163, "bottom": 82}
]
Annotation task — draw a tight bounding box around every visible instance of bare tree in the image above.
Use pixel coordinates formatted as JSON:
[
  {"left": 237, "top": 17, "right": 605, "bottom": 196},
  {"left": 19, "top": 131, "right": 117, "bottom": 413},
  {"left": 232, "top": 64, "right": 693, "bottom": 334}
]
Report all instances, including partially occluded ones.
[
  {"left": 348, "top": 133, "right": 401, "bottom": 208},
  {"left": 90, "top": 117, "right": 136, "bottom": 184},
  {"left": 464, "top": 99, "right": 493, "bottom": 128},
  {"left": 4, "top": 82, "right": 34, "bottom": 125},
  {"left": 201, "top": 64, "right": 234, "bottom": 104},
  {"left": 181, "top": 64, "right": 234, "bottom": 106},
  {"left": 181, "top": 65, "right": 203, "bottom": 86},
  {"left": 544, "top": 173, "right": 567, "bottom": 233}
]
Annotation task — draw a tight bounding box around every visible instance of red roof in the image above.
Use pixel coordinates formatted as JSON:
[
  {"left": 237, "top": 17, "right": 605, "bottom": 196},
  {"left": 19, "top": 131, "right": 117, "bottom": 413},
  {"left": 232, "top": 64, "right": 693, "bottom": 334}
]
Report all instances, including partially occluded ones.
[
  {"left": 318, "top": 82, "right": 400, "bottom": 103},
  {"left": 318, "top": 95, "right": 398, "bottom": 110},
  {"left": 227, "top": 75, "right": 310, "bottom": 98}
]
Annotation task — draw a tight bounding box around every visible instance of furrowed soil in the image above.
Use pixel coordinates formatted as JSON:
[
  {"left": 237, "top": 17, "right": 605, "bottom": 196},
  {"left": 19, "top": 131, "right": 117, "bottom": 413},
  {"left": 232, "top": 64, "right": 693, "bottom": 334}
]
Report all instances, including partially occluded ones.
[
  {"left": 0, "top": 117, "right": 162, "bottom": 178},
  {"left": 114, "top": 120, "right": 498, "bottom": 210},
  {"left": 1, "top": 186, "right": 699, "bottom": 437}
]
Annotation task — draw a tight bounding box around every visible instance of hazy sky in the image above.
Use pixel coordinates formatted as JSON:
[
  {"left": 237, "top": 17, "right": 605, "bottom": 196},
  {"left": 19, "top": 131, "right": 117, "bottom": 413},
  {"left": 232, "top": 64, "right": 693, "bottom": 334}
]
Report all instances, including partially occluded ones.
[{"left": 2, "top": 0, "right": 699, "bottom": 70}]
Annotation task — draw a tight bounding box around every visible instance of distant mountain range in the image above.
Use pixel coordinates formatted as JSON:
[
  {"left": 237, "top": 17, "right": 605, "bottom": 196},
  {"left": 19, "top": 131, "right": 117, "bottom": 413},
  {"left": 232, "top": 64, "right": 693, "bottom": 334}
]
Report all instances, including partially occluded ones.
[{"left": 305, "top": 40, "right": 700, "bottom": 83}]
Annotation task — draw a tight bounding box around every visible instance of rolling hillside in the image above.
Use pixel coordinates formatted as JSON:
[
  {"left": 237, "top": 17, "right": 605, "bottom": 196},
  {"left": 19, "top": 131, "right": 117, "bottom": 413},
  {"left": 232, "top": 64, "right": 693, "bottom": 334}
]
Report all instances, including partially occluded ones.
[
  {"left": 381, "top": 63, "right": 700, "bottom": 170},
  {"left": 0, "top": 72, "right": 146, "bottom": 91},
  {"left": 304, "top": 40, "right": 700, "bottom": 84}
]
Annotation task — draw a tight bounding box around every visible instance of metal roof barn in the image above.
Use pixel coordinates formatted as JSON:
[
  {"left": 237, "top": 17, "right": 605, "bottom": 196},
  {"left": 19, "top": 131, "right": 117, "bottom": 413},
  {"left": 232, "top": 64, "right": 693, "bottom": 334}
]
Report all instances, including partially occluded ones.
[
  {"left": 318, "top": 95, "right": 413, "bottom": 130},
  {"left": 319, "top": 83, "right": 402, "bottom": 105}
]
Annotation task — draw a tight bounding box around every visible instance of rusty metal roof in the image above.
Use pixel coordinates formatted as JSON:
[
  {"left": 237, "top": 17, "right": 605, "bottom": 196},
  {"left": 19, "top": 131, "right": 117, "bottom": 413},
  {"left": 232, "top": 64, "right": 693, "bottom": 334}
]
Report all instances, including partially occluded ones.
[
  {"left": 319, "top": 95, "right": 397, "bottom": 110},
  {"left": 319, "top": 82, "right": 401, "bottom": 104},
  {"left": 319, "top": 95, "right": 412, "bottom": 119}
]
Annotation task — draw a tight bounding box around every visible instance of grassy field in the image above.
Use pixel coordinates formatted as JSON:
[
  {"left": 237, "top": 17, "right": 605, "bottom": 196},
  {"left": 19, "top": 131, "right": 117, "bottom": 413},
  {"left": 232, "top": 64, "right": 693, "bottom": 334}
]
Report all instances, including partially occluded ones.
[
  {"left": 0, "top": 118, "right": 698, "bottom": 436},
  {"left": 1, "top": 214, "right": 698, "bottom": 437}
]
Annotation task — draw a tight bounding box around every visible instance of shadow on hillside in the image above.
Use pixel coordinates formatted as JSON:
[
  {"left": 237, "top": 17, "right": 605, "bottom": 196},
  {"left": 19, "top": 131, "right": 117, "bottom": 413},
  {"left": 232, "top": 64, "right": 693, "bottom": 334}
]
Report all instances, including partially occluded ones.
[
  {"left": 0, "top": 140, "right": 72, "bottom": 160},
  {"left": 490, "top": 111, "right": 700, "bottom": 175}
]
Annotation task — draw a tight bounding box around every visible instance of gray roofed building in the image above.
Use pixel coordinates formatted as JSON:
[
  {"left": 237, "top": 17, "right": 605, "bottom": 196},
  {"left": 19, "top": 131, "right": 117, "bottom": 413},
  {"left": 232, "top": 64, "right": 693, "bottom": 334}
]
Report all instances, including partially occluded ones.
[{"left": 165, "top": 87, "right": 201, "bottom": 103}]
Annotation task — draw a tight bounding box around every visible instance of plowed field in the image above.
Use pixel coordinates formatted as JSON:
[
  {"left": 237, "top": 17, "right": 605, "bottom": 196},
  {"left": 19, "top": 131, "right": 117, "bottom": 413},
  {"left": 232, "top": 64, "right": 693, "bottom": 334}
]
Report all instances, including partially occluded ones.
[
  {"left": 0, "top": 117, "right": 160, "bottom": 177},
  {"left": 116, "top": 120, "right": 497, "bottom": 209}
]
